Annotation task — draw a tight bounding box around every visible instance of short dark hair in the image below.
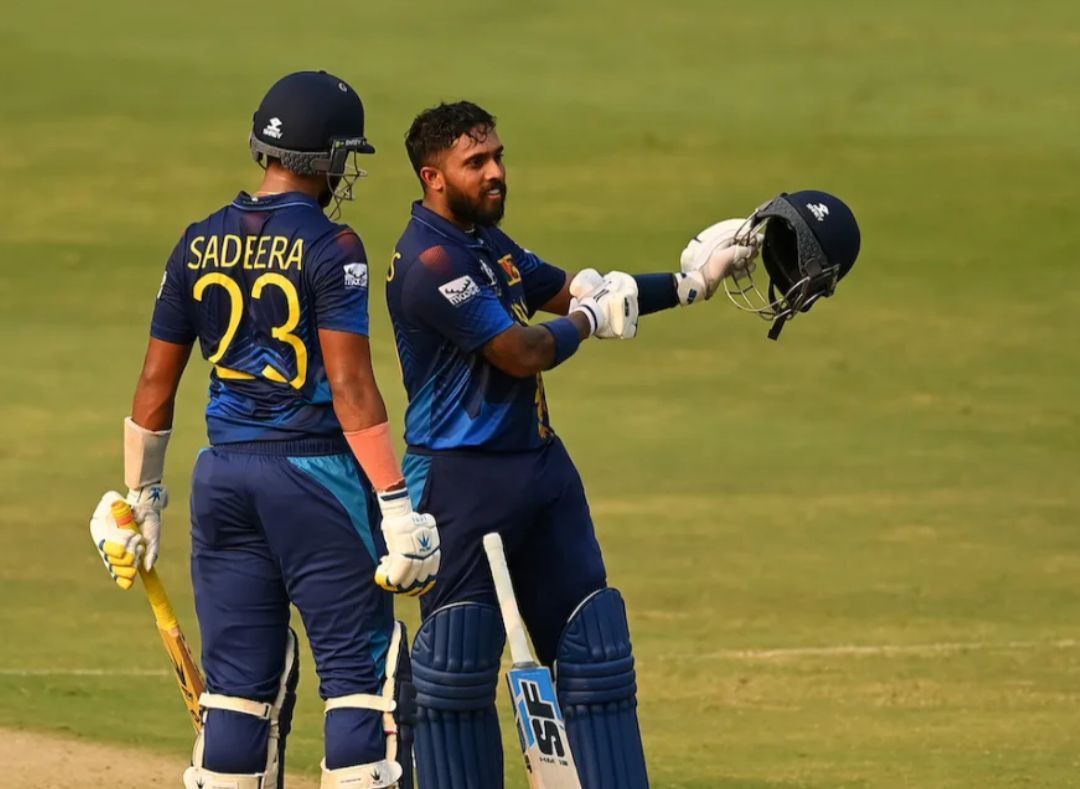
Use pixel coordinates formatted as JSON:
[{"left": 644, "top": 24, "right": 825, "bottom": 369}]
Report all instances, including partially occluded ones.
[{"left": 405, "top": 101, "right": 496, "bottom": 176}]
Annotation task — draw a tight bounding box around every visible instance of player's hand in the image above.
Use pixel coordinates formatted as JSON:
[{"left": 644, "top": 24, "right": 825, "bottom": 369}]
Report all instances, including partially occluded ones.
[
  {"left": 569, "top": 269, "right": 639, "bottom": 339},
  {"left": 677, "top": 218, "right": 762, "bottom": 302},
  {"left": 375, "top": 490, "right": 440, "bottom": 597},
  {"left": 89, "top": 491, "right": 147, "bottom": 590},
  {"left": 126, "top": 483, "right": 168, "bottom": 571}
]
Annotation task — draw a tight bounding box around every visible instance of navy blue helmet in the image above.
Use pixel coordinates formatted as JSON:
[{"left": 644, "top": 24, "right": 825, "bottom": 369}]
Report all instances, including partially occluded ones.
[
  {"left": 726, "top": 190, "right": 861, "bottom": 340},
  {"left": 249, "top": 71, "right": 375, "bottom": 217}
]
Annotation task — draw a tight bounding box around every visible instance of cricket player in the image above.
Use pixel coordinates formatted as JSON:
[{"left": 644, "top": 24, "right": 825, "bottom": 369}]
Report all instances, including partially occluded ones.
[
  {"left": 88, "top": 71, "right": 439, "bottom": 788},
  {"left": 386, "top": 101, "right": 762, "bottom": 789}
]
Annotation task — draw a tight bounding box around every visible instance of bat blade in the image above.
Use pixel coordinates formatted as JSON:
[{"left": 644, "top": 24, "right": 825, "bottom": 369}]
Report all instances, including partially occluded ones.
[
  {"left": 155, "top": 622, "right": 205, "bottom": 731},
  {"left": 111, "top": 498, "right": 206, "bottom": 732},
  {"left": 507, "top": 664, "right": 579, "bottom": 787}
]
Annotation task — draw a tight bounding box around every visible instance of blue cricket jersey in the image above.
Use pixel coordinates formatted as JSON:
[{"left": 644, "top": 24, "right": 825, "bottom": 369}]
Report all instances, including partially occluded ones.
[
  {"left": 386, "top": 202, "right": 567, "bottom": 452},
  {"left": 151, "top": 191, "right": 370, "bottom": 444}
]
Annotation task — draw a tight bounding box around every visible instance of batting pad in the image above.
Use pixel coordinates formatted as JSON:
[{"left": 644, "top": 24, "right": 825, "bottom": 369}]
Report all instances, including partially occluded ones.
[
  {"left": 556, "top": 588, "right": 649, "bottom": 789},
  {"left": 411, "top": 603, "right": 506, "bottom": 789}
]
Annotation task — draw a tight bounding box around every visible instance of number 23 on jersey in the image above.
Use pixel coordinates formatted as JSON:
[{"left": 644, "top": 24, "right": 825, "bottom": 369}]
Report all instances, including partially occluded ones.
[{"left": 192, "top": 272, "right": 308, "bottom": 389}]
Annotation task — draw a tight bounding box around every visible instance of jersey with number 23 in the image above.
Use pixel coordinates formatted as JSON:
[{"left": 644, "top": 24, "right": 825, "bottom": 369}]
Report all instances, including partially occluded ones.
[{"left": 150, "top": 191, "right": 370, "bottom": 444}]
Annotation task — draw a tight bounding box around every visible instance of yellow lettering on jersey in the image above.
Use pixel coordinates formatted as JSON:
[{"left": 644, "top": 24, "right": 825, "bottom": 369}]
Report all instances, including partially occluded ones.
[
  {"left": 243, "top": 235, "right": 257, "bottom": 268},
  {"left": 283, "top": 238, "right": 304, "bottom": 271},
  {"left": 193, "top": 273, "right": 243, "bottom": 363},
  {"left": 251, "top": 236, "right": 270, "bottom": 270},
  {"left": 214, "top": 365, "right": 256, "bottom": 380},
  {"left": 535, "top": 373, "right": 552, "bottom": 440},
  {"left": 187, "top": 236, "right": 205, "bottom": 269},
  {"left": 510, "top": 301, "right": 529, "bottom": 325},
  {"left": 252, "top": 273, "right": 307, "bottom": 389},
  {"left": 201, "top": 235, "right": 219, "bottom": 269},
  {"left": 269, "top": 236, "right": 288, "bottom": 270},
  {"left": 220, "top": 235, "right": 241, "bottom": 268}
]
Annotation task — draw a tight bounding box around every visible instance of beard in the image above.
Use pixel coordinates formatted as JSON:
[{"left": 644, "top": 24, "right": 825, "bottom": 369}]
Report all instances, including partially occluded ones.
[{"left": 446, "top": 180, "right": 507, "bottom": 227}]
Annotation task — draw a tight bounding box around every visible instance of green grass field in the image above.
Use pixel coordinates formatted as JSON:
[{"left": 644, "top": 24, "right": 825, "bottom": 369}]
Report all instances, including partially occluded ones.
[{"left": 2, "top": 1, "right": 1079, "bottom": 785}]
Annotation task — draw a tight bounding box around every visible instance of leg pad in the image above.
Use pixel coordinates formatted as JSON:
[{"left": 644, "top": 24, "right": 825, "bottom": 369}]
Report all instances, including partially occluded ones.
[
  {"left": 411, "top": 603, "right": 506, "bottom": 789},
  {"left": 557, "top": 588, "right": 649, "bottom": 789}
]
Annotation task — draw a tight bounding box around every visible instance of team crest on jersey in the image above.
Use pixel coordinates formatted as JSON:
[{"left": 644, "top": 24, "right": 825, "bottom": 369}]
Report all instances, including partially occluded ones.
[
  {"left": 343, "top": 262, "right": 368, "bottom": 289},
  {"left": 479, "top": 260, "right": 502, "bottom": 295},
  {"left": 439, "top": 274, "right": 481, "bottom": 307},
  {"left": 497, "top": 254, "right": 522, "bottom": 285}
]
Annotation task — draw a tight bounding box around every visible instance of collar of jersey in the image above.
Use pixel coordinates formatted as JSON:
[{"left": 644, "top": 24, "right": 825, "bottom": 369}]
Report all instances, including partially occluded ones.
[
  {"left": 232, "top": 191, "right": 323, "bottom": 212},
  {"left": 410, "top": 201, "right": 486, "bottom": 249}
]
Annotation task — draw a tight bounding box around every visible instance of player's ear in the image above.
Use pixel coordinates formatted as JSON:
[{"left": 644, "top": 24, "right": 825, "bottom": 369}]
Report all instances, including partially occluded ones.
[{"left": 419, "top": 165, "right": 444, "bottom": 194}]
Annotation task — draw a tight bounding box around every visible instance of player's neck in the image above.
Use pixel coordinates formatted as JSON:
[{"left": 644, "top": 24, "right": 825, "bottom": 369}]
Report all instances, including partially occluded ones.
[
  {"left": 255, "top": 166, "right": 325, "bottom": 202},
  {"left": 422, "top": 196, "right": 475, "bottom": 232}
]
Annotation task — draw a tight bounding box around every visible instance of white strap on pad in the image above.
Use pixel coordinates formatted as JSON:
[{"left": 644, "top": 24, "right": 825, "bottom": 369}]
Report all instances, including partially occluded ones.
[
  {"left": 319, "top": 758, "right": 403, "bottom": 788},
  {"left": 323, "top": 621, "right": 406, "bottom": 768}
]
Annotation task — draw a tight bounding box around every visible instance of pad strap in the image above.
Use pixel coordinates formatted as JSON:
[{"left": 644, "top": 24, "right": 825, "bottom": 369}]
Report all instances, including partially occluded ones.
[
  {"left": 324, "top": 694, "right": 396, "bottom": 714},
  {"left": 183, "top": 765, "right": 265, "bottom": 789},
  {"left": 319, "top": 758, "right": 403, "bottom": 788},
  {"left": 201, "top": 693, "right": 274, "bottom": 720}
]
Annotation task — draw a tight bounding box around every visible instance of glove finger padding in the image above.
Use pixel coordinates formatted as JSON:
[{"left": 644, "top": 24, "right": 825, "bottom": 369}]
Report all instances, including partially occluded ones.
[
  {"left": 126, "top": 484, "right": 167, "bottom": 571},
  {"left": 599, "top": 271, "right": 639, "bottom": 339},
  {"left": 90, "top": 490, "right": 147, "bottom": 589},
  {"left": 376, "top": 553, "right": 420, "bottom": 591},
  {"left": 569, "top": 268, "right": 604, "bottom": 299},
  {"left": 681, "top": 218, "right": 747, "bottom": 273}
]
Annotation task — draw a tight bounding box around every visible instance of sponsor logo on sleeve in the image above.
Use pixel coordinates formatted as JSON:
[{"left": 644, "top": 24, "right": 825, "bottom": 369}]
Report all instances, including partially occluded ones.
[
  {"left": 439, "top": 274, "right": 481, "bottom": 306},
  {"left": 343, "top": 262, "right": 368, "bottom": 289}
]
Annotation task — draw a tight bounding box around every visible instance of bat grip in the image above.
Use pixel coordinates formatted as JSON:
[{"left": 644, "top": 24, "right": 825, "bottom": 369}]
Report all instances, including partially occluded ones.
[
  {"left": 482, "top": 532, "right": 534, "bottom": 665},
  {"left": 110, "top": 498, "right": 181, "bottom": 631}
]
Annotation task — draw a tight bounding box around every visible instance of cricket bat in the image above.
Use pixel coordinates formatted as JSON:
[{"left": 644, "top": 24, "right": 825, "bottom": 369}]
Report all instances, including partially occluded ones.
[
  {"left": 482, "top": 532, "right": 581, "bottom": 788},
  {"left": 112, "top": 498, "right": 205, "bottom": 732}
]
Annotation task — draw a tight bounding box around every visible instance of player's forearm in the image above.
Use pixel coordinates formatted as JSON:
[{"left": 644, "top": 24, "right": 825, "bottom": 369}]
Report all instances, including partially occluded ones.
[
  {"left": 485, "top": 316, "right": 591, "bottom": 378},
  {"left": 131, "top": 339, "right": 192, "bottom": 431},
  {"left": 327, "top": 373, "right": 390, "bottom": 432}
]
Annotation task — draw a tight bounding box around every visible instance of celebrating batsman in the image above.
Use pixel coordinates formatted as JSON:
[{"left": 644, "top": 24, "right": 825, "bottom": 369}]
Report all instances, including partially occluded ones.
[
  {"left": 387, "top": 102, "right": 860, "bottom": 789},
  {"left": 88, "top": 71, "right": 438, "bottom": 788}
]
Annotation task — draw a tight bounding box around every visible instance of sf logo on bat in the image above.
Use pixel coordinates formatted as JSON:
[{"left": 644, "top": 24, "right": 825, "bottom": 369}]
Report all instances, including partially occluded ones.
[{"left": 514, "top": 675, "right": 568, "bottom": 760}]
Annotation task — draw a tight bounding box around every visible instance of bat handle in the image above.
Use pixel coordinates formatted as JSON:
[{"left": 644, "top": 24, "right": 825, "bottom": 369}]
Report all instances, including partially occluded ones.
[
  {"left": 482, "top": 532, "right": 534, "bottom": 666},
  {"left": 110, "top": 498, "right": 181, "bottom": 631}
]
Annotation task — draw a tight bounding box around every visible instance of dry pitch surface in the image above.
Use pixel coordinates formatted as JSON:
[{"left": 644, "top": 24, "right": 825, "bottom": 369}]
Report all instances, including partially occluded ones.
[{"left": 0, "top": 727, "right": 317, "bottom": 789}]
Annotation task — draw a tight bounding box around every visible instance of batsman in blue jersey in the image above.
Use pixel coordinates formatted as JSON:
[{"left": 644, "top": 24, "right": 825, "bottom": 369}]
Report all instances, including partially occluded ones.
[
  {"left": 87, "top": 72, "right": 440, "bottom": 789},
  {"left": 388, "top": 102, "right": 764, "bottom": 789}
]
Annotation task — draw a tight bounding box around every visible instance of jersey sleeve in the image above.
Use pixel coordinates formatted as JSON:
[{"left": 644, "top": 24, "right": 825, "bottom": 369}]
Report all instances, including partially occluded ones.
[
  {"left": 149, "top": 236, "right": 197, "bottom": 345},
  {"left": 400, "top": 244, "right": 514, "bottom": 353},
  {"left": 308, "top": 228, "right": 370, "bottom": 335},
  {"left": 508, "top": 241, "right": 567, "bottom": 315}
]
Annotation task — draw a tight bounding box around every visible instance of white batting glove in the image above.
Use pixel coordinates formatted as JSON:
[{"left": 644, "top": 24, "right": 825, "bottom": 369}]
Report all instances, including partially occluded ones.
[
  {"left": 677, "top": 218, "right": 763, "bottom": 303},
  {"left": 374, "top": 490, "right": 440, "bottom": 597},
  {"left": 569, "top": 268, "right": 640, "bottom": 339},
  {"left": 126, "top": 483, "right": 167, "bottom": 571},
  {"left": 90, "top": 491, "right": 146, "bottom": 590}
]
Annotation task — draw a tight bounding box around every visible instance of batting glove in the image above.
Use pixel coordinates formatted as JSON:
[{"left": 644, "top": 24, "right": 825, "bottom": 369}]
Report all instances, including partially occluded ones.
[
  {"left": 126, "top": 483, "right": 168, "bottom": 571},
  {"left": 375, "top": 490, "right": 440, "bottom": 597},
  {"left": 569, "top": 268, "right": 640, "bottom": 339},
  {"left": 677, "top": 218, "right": 762, "bottom": 303},
  {"left": 90, "top": 491, "right": 146, "bottom": 590}
]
